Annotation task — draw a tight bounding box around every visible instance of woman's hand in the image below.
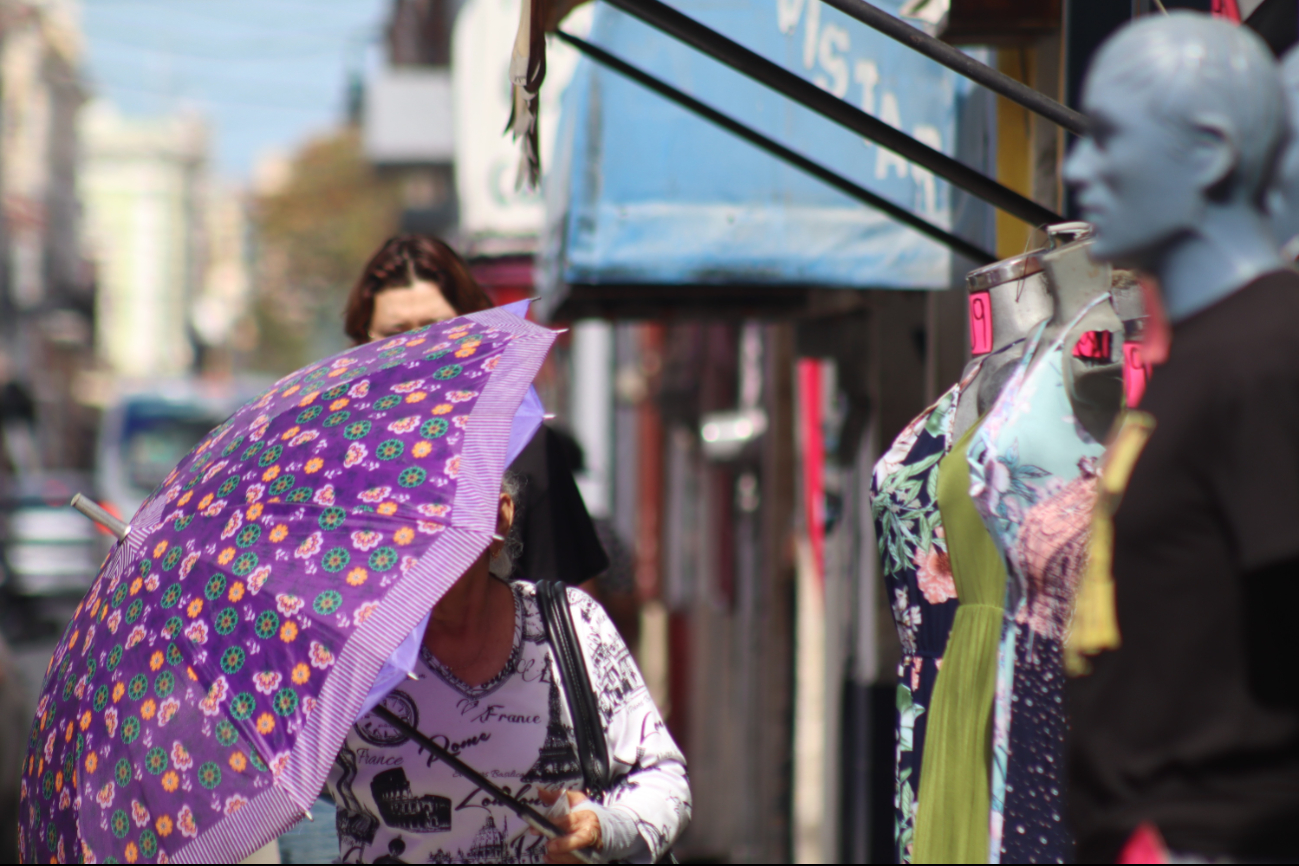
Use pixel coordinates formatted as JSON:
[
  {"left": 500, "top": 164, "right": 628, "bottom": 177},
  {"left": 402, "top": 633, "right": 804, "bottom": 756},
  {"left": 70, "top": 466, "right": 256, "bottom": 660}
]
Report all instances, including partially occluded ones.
[{"left": 536, "top": 788, "right": 601, "bottom": 864}]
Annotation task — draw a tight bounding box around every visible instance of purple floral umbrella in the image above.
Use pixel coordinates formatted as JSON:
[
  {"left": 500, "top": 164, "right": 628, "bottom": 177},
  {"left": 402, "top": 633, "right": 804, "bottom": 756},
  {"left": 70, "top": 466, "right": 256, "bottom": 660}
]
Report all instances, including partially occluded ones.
[{"left": 19, "top": 307, "right": 556, "bottom": 864}]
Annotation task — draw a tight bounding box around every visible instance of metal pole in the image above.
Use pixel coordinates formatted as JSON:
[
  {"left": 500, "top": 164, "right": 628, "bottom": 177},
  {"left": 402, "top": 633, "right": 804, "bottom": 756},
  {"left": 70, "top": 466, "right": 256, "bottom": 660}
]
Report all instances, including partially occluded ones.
[
  {"left": 556, "top": 31, "right": 996, "bottom": 264},
  {"left": 817, "top": 0, "right": 1090, "bottom": 137},
  {"left": 602, "top": 0, "right": 1064, "bottom": 228},
  {"left": 70, "top": 493, "right": 128, "bottom": 541}
]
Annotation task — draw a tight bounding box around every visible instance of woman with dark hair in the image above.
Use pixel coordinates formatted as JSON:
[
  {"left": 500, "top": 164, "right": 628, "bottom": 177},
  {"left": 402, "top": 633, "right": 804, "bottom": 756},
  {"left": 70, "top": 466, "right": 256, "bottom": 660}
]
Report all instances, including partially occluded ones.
[
  {"left": 342, "top": 235, "right": 610, "bottom": 590},
  {"left": 344, "top": 235, "right": 494, "bottom": 344}
]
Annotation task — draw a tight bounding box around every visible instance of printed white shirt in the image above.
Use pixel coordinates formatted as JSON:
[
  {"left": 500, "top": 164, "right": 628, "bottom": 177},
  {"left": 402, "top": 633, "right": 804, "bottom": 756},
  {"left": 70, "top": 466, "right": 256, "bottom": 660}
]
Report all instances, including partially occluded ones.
[{"left": 326, "top": 580, "right": 689, "bottom": 863}]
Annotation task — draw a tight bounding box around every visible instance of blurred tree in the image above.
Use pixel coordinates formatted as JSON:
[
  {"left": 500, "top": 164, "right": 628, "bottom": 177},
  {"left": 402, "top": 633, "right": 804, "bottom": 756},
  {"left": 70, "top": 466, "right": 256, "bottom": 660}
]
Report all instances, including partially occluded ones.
[{"left": 251, "top": 128, "right": 403, "bottom": 374}]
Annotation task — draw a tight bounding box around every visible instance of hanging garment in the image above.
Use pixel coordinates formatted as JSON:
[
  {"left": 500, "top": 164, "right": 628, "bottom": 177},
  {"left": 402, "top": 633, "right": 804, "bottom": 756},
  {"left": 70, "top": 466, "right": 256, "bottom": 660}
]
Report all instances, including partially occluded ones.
[
  {"left": 872, "top": 362, "right": 984, "bottom": 863},
  {"left": 968, "top": 297, "right": 1113, "bottom": 865},
  {"left": 912, "top": 422, "right": 1008, "bottom": 864}
]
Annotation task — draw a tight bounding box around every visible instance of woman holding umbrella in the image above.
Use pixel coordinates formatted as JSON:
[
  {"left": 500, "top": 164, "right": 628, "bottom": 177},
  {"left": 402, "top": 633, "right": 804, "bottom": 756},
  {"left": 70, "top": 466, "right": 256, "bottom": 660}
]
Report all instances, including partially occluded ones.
[{"left": 327, "top": 476, "right": 689, "bottom": 864}]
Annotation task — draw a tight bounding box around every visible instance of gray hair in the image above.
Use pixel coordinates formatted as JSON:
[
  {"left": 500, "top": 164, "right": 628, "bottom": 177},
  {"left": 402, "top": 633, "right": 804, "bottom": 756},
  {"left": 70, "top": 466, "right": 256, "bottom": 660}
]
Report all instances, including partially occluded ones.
[
  {"left": 1090, "top": 13, "right": 1286, "bottom": 204},
  {"left": 488, "top": 471, "right": 524, "bottom": 579}
]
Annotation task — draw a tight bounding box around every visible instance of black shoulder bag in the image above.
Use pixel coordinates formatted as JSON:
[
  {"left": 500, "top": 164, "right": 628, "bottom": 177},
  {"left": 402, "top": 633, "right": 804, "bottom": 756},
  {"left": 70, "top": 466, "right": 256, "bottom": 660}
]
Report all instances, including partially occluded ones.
[
  {"left": 536, "top": 581, "right": 678, "bottom": 864},
  {"left": 537, "top": 579, "right": 610, "bottom": 796}
]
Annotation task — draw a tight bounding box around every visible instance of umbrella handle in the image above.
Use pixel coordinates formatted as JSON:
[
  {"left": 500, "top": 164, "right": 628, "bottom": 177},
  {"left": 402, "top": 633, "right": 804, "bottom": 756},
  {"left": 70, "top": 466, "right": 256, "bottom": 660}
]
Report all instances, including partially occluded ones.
[
  {"left": 371, "top": 705, "right": 596, "bottom": 864},
  {"left": 70, "top": 494, "right": 129, "bottom": 542}
]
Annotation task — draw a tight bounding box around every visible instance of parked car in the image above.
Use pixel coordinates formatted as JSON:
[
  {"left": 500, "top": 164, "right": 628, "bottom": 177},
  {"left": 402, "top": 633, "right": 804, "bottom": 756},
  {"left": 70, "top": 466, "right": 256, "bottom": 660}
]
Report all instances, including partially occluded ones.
[
  {"left": 96, "top": 378, "right": 271, "bottom": 520},
  {"left": 0, "top": 472, "right": 111, "bottom": 597}
]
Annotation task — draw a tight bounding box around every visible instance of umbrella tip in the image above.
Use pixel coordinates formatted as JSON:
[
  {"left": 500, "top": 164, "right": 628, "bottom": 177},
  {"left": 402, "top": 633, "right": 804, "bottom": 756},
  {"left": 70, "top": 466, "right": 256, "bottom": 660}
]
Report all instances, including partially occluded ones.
[
  {"left": 70, "top": 493, "right": 130, "bottom": 542},
  {"left": 407, "top": 672, "right": 419, "bottom": 680}
]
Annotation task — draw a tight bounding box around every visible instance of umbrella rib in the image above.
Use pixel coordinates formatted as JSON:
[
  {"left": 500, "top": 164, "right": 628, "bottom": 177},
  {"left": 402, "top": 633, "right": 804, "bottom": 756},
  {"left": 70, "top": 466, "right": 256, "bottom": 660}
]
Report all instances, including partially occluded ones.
[{"left": 370, "top": 705, "right": 596, "bottom": 864}]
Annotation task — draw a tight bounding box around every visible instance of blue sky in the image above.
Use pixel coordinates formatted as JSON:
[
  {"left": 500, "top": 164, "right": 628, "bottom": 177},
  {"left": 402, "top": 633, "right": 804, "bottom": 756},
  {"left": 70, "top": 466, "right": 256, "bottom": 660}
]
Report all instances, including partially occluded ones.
[{"left": 81, "top": 0, "right": 390, "bottom": 178}]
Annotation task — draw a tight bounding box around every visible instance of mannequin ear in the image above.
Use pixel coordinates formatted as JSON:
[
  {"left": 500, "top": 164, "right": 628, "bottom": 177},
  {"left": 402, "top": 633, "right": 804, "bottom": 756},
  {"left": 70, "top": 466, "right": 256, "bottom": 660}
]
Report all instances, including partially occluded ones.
[{"left": 1188, "top": 114, "right": 1241, "bottom": 201}]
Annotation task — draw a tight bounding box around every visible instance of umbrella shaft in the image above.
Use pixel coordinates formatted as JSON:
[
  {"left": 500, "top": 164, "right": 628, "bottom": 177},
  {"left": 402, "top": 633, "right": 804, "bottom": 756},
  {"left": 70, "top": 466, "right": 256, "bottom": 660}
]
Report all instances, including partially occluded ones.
[{"left": 370, "top": 705, "right": 596, "bottom": 864}]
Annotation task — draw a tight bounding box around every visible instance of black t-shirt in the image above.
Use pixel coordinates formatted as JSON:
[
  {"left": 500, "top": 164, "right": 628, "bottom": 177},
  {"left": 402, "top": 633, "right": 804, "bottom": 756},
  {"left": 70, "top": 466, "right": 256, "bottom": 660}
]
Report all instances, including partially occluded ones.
[
  {"left": 507, "top": 425, "right": 609, "bottom": 586},
  {"left": 1068, "top": 271, "right": 1299, "bottom": 862}
]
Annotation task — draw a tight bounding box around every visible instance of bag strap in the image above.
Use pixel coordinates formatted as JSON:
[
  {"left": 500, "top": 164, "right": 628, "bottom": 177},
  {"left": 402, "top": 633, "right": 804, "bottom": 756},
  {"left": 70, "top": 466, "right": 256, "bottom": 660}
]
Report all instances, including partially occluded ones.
[{"left": 537, "top": 580, "right": 610, "bottom": 796}]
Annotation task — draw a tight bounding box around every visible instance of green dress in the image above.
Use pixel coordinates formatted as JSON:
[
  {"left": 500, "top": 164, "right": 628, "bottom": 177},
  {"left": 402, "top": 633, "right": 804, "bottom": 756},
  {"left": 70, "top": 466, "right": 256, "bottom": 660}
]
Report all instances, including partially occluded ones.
[{"left": 912, "top": 423, "right": 1007, "bottom": 863}]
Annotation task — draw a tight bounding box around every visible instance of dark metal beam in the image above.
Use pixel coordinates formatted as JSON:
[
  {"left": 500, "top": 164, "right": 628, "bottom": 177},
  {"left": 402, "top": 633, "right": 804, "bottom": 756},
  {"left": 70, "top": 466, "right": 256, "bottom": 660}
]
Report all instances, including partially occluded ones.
[
  {"left": 556, "top": 30, "right": 997, "bottom": 265},
  {"left": 819, "top": 0, "right": 1090, "bottom": 137},
  {"left": 601, "top": 0, "right": 1065, "bottom": 228}
]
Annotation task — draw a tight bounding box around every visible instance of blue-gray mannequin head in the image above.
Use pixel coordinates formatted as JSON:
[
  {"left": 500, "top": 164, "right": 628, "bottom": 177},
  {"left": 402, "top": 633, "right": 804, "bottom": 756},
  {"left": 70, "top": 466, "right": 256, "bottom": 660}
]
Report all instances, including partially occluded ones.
[
  {"left": 1267, "top": 46, "right": 1299, "bottom": 257},
  {"left": 1064, "top": 13, "right": 1286, "bottom": 323}
]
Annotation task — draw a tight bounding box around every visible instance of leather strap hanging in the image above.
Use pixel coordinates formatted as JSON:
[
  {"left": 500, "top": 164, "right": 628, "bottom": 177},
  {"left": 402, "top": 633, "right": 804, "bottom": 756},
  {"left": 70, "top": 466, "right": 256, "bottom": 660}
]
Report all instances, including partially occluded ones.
[{"left": 537, "top": 580, "right": 610, "bottom": 796}]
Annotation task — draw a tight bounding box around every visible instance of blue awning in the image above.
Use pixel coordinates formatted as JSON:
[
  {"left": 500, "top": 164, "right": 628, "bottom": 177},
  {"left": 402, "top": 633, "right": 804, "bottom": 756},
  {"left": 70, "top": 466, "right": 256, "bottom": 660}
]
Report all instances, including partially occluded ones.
[{"left": 539, "top": 0, "right": 971, "bottom": 315}]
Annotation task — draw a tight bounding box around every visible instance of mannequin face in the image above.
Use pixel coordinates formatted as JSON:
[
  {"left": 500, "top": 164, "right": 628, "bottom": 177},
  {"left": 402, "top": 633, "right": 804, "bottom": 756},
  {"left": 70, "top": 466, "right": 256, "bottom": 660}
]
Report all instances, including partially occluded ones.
[
  {"left": 1065, "top": 84, "right": 1208, "bottom": 268},
  {"left": 1268, "top": 50, "right": 1299, "bottom": 254},
  {"left": 369, "top": 280, "right": 459, "bottom": 341}
]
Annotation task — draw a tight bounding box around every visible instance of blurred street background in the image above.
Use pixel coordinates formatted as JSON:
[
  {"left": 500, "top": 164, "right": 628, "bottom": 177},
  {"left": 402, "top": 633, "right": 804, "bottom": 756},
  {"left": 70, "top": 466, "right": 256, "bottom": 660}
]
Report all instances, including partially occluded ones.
[{"left": 0, "top": 0, "right": 1146, "bottom": 861}]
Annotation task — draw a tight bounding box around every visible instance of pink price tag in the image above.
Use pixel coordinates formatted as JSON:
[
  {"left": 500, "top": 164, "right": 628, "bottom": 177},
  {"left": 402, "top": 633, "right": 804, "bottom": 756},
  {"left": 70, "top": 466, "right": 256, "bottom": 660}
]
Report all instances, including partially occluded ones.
[
  {"left": 1124, "top": 342, "right": 1151, "bottom": 408},
  {"left": 1073, "top": 330, "right": 1112, "bottom": 361},
  {"left": 969, "top": 291, "right": 993, "bottom": 355}
]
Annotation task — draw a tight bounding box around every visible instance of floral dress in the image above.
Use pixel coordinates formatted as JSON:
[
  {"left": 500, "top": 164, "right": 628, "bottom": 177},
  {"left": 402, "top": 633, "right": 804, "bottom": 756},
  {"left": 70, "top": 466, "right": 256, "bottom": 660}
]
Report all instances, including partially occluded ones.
[
  {"left": 967, "top": 298, "right": 1115, "bottom": 864},
  {"left": 871, "top": 362, "right": 983, "bottom": 863}
]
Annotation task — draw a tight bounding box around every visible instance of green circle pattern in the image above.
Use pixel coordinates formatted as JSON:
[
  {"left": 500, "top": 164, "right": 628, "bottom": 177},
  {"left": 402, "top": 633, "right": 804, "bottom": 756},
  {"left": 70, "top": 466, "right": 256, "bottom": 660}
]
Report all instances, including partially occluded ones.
[
  {"left": 127, "top": 675, "right": 147, "bottom": 701},
  {"left": 398, "top": 467, "right": 426, "bottom": 488},
  {"left": 376, "top": 439, "right": 404, "bottom": 461},
  {"left": 220, "top": 646, "right": 245, "bottom": 674},
  {"left": 344, "top": 421, "right": 371, "bottom": 440},
  {"left": 198, "top": 761, "right": 222, "bottom": 790},
  {"left": 369, "top": 547, "right": 399, "bottom": 572},
  {"left": 420, "top": 418, "right": 448, "bottom": 439},
  {"left": 114, "top": 759, "right": 130, "bottom": 787},
  {"left": 254, "top": 610, "right": 279, "bottom": 639},
  {"left": 272, "top": 688, "right": 299, "bottom": 717},
  {"left": 236, "top": 524, "right": 261, "bottom": 549},
  {"left": 321, "top": 548, "right": 350, "bottom": 573},
  {"left": 167, "top": 643, "right": 184, "bottom": 666},
  {"left": 323, "top": 411, "right": 350, "bottom": 428},
  {"left": 121, "top": 716, "right": 141, "bottom": 744},
  {"left": 269, "top": 475, "right": 295, "bottom": 496},
  {"left": 144, "top": 748, "right": 167, "bottom": 775},
  {"left": 218, "top": 476, "right": 239, "bottom": 497},
  {"left": 215, "top": 607, "right": 239, "bottom": 636},
  {"left": 154, "top": 670, "right": 175, "bottom": 698},
  {"left": 93, "top": 686, "right": 108, "bottom": 712},
  {"left": 161, "top": 584, "right": 181, "bottom": 608},
  {"left": 287, "top": 486, "right": 314, "bottom": 503},
  {"left": 140, "top": 829, "right": 159, "bottom": 859},
  {"left": 162, "top": 547, "right": 183, "bottom": 571},
  {"left": 232, "top": 552, "right": 258, "bottom": 576},
  {"left": 296, "top": 406, "right": 322, "bottom": 423},
  {"left": 125, "top": 599, "right": 143, "bottom": 624},
  {"left": 433, "top": 364, "right": 463, "bottom": 380},
  {"left": 314, "top": 590, "right": 342, "bottom": 615},
  {"left": 111, "top": 810, "right": 129, "bottom": 839},
  {"left": 205, "top": 574, "right": 227, "bottom": 600},
  {"left": 230, "top": 693, "right": 256, "bottom": 720},
  {"left": 106, "top": 645, "right": 123, "bottom": 672},
  {"left": 258, "top": 444, "right": 283, "bottom": 467},
  {"left": 215, "top": 719, "right": 239, "bottom": 746},
  {"left": 375, "top": 395, "right": 401, "bottom": 410},
  {"left": 162, "top": 617, "right": 182, "bottom": 639},
  {"left": 318, "top": 507, "right": 346, "bottom": 531}
]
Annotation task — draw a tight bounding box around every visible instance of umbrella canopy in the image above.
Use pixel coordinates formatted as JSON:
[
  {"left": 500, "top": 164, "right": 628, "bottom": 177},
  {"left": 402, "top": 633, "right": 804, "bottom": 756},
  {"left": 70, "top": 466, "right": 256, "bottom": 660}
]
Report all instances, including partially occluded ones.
[{"left": 19, "top": 308, "right": 556, "bottom": 864}]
